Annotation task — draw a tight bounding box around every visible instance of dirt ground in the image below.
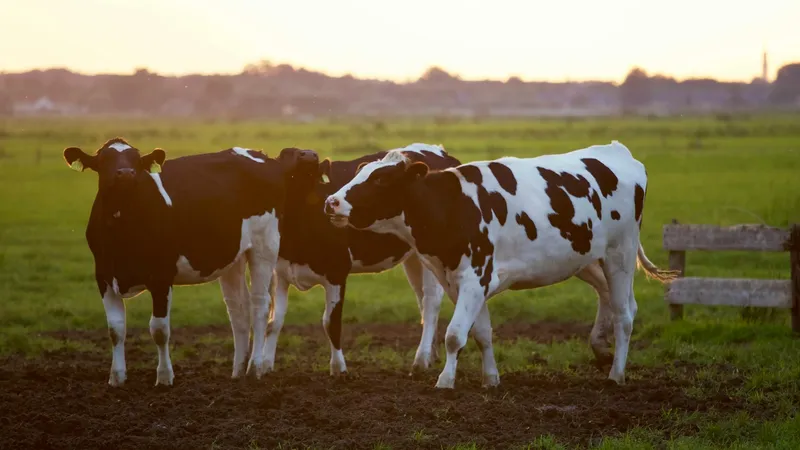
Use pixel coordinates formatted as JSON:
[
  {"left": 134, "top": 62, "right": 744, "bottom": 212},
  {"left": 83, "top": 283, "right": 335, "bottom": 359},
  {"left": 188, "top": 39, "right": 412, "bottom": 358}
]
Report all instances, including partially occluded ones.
[{"left": 0, "top": 322, "right": 752, "bottom": 449}]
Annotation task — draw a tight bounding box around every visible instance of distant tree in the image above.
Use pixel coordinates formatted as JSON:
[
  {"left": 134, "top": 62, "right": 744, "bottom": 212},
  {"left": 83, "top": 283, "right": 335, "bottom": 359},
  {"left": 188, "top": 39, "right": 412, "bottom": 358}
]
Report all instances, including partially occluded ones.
[
  {"left": 769, "top": 63, "right": 800, "bottom": 105},
  {"left": 620, "top": 67, "right": 651, "bottom": 113},
  {"left": 243, "top": 59, "right": 275, "bottom": 76},
  {"left": 107, "top": 68, "right": 164, "bottom": 112},
  {"left": 506, "top": 76, "right": 523, "bottom": 85},
  {"left": 418, "top": 66, "right": 459, "bottom": 83}
]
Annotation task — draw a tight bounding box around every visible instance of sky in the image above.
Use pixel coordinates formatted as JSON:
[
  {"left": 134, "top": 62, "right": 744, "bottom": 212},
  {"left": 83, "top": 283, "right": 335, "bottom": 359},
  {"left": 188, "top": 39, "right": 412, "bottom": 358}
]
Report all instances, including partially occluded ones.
[{"left": 2, "top": 0, "right": 799, "bottom": 83}]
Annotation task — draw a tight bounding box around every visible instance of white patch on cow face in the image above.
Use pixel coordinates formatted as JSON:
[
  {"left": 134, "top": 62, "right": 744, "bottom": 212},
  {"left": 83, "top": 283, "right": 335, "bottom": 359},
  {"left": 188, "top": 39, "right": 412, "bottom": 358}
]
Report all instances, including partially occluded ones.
[
  {"left": 148, "top": 173, "right": 173, "bottom": 206},
  {"left": 108, "top": 142, "right": 131, "bottom": 152},
  {"left": 231, "top": 147, "right": 265, "bottom": 163}
]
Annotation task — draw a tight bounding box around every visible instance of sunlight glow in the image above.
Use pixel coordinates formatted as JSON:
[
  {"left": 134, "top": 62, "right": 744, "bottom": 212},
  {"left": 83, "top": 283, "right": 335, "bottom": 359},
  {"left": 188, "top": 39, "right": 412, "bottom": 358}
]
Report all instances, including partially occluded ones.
[{"left": 2, "top": 0, "right": 798, "bottom": 82}]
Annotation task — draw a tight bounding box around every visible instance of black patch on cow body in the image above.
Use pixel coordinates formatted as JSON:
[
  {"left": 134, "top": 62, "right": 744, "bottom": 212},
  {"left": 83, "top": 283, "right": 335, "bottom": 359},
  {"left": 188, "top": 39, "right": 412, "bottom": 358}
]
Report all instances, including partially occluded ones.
[
  {"left": 462, "top": 163, "right": 509, "bottom": 226},
  {"left": 581, "top": 158, "right": 619, "bottom": 198},
  {"left": 488, "top": 162, "right": 517, "bottom": 195},
  {"left": 400, "top": 171, "right": 496, "bottom": 296},
  {"left": 457, "top": 165, "right": 483, "bottom": 185},
  {"left": 589, "top": 191, "right": 602, "bottom": 218},
  {"left": 611, "top": 210, "right": 621, "bottom": 220},
  {"left": 634, "top": 184, "right": 645, "bottom": 222},
  {"left": 516, "top": 212, "right": 538, "bottom": 240},
  {"left": 83, "top": 145, "right": 289, "bottom": 317},
  {"left": 536, "top": 167, "right": 594, "bottom": 255}
]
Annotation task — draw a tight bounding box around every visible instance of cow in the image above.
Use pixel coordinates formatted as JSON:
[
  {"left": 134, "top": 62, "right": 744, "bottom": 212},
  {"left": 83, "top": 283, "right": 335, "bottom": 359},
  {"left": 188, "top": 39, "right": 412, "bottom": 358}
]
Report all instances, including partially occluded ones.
[
  {"left": 63, "top": 137, "right": 318, "bottom": 387},
  {"left": 265, "top": 144, "right": 460, "bottom": 375},
  {"left": 324, "top": 141, "right": 679, "bottom": 389}
]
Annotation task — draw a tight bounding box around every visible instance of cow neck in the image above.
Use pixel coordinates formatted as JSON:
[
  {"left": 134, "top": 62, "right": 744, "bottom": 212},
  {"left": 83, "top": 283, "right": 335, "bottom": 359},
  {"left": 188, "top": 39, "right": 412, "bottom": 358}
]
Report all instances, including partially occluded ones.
[{"left": 401, "top": 172, "right": 452, "bottom": 244}]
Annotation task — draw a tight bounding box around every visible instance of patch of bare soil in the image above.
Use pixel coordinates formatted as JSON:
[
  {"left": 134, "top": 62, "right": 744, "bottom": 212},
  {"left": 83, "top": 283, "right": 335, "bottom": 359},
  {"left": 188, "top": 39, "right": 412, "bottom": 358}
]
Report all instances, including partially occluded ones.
[{"left": 1, "top": 322, "right": 751, "bottom": 449}]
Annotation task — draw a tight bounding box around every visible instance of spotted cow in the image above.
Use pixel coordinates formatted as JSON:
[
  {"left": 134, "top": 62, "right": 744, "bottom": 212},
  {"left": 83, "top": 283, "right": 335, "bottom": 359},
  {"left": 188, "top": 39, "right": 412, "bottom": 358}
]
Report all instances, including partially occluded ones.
[
  {"left": 63, "top": 138, "right": 318, "bottom": 386},
  {"left": 267, "top": 144, "right": 460, "bottom": 375},
  {"left": 324, "top": 141, "right": 678, "bottom": 389}
]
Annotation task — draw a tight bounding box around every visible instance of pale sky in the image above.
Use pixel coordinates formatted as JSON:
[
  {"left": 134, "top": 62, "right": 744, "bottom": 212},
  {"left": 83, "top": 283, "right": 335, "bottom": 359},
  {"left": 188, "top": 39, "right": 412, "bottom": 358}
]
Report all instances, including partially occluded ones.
[{"left": 2, "top": 0, "right": 798, "bottom": 83}]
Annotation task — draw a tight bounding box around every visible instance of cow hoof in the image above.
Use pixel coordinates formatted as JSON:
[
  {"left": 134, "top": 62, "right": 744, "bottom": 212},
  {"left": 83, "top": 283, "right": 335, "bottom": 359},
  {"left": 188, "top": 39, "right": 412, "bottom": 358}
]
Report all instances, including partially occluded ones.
[
  {"left": 434, "top": 374, "right": 455, "bottom": 389},
  {"left": 607, "top": 372, "right": 626, "bottom": 386},
  {"left": 329, "top": 367, "right": 348, "bottom": 376},
  {"left": 231, "top": 362, "right": 248, "bottom": 379},
  {"left": 329, "top": 359, "right": 347, "bottom": 376},
  {"left": 155, "top": 370, "right": 174, "bottom": 386},
  {"left": 482, "top": 373, "right": 500, "bottom": 388},
  {"left": 246, "top": 361, "right": 267, "bottom": 379},
  {"left": 412, "top": 352, "right": 434, "bottom": 371},
  {"left": 108, "top": 370, "right": 126, "bottom": 387}
]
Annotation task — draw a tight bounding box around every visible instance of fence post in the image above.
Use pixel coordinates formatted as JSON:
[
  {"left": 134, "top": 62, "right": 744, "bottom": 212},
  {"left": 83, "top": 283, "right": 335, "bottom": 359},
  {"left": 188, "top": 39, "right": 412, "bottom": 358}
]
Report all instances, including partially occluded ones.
[
  {"left": 790, "top": 224, "right": 800, "bottom": 334},
  {"left": 668, "top": 218, "right": 686, "bottom": 320}
]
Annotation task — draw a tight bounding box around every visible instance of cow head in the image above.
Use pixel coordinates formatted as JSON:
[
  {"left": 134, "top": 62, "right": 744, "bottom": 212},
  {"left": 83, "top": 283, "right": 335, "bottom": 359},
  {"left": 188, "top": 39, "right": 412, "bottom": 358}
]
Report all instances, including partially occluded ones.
[
  {"left": 63, "top": 138, "right": 166, "bottom": 194},
  {"left": 277, "top": 147, "right": 322, "bottom": 187},
  {"left": 324, "top": 150, "right": 428, "bottom": 230}
]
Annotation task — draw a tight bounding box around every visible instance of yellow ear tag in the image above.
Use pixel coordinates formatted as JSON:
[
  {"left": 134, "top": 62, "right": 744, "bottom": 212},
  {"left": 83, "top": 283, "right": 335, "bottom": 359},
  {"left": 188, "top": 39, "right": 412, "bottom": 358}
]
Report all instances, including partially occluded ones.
[
  {"left": 149, "top": 163, "right": 162, "bottom": 174},
  {"left": 70, "top": 160, "right": 84, "bottom": 172},
  {"left": 321, "top": 174, "right": 330, "bottom": 184}
]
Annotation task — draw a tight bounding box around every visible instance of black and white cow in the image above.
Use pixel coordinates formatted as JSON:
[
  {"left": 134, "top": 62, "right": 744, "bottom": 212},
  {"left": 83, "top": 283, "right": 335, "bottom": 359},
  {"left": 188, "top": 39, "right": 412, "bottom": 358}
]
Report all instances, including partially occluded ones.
[
  {"left": 265, "top": 144, "right": 460, "bottom": 375},
  {"left": 324, "top": 141, "right": 678, "bottom": 389},
  {"left": 63, "top": 138, "right": 318, "bottom": 386}
]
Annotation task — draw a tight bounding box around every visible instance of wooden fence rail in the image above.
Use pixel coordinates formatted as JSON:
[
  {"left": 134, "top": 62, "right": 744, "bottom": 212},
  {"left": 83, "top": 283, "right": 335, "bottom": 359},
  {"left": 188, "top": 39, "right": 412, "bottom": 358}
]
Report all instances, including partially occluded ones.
[{"left": 662, "top": 220, "right": 800, "bottom": 333}]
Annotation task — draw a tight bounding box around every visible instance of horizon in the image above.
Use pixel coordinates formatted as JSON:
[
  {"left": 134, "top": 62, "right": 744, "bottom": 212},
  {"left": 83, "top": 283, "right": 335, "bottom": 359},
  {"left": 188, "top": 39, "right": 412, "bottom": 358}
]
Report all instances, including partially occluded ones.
[{"left": 2, "top": 0, "right": 799, "bottom": 84}]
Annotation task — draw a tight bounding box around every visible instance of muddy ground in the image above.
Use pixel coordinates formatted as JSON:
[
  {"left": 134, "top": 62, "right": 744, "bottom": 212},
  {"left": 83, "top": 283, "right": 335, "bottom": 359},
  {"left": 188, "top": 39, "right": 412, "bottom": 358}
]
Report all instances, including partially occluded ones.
[{"left": 0, "top": 322, "right": 752, "bottom": 449}]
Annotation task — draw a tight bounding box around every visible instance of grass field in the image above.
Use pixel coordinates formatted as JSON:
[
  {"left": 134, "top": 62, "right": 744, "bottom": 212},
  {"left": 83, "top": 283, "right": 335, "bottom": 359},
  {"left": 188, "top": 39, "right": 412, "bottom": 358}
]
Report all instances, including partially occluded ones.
[{"left": 1, "top": 114, "right": 799, "bottom": 449}]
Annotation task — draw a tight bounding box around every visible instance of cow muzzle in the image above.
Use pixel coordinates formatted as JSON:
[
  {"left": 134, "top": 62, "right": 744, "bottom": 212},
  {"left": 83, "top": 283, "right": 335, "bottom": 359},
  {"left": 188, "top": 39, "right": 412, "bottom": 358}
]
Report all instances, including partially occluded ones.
[
  {"left": 324, "top": 196, "right": 350, "bottom": 228},
  {"left": 297, "top": 149, "right": 319, "bottom": 164}
]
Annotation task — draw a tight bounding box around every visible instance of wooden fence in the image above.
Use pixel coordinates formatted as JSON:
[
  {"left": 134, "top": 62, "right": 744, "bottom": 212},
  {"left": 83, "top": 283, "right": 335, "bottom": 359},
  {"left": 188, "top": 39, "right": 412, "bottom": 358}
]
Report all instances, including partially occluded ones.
[{"left": 662, "top": 220, "right": 800, "bottom": 332}]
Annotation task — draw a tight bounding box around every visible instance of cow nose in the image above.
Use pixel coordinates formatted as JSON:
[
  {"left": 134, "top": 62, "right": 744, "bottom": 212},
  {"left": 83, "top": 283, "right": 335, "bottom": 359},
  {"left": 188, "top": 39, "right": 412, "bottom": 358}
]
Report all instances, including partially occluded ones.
[
  {"left": 116, "top": 168, "right": 135, "bottom": 179},
  {"left": 299, "top": 150, "right": 318, "bottom": 163},
  {"left": 324, "top": 197, "right": 339, "bottom": 215}
]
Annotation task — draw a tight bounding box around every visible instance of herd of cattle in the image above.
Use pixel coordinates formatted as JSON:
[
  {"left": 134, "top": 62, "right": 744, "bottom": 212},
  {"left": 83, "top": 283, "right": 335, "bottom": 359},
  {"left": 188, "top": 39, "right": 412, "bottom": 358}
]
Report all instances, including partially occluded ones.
[{"left": 63, "top": 138, "right": 679, "bottom": 390}]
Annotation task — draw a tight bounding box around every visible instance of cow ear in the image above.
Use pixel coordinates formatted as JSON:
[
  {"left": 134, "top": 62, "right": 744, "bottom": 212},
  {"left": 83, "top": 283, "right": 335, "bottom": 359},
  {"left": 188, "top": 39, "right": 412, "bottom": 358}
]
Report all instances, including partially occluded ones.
[
  {"left": 63, "top": 147, "right": 96, "bottom": 172},
  {"left": 405, "top": 161, "right": 429, "bottom": 180},
  {"left": 319, "top": 158, "right": 332, "bottom": 184},
  {"left": 141, "top": 149, "right": 166, "bottom": 174}
]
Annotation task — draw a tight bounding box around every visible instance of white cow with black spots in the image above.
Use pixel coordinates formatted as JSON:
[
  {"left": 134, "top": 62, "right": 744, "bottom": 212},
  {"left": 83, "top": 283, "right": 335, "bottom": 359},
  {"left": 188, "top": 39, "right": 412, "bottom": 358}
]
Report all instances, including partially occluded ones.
[{"left": 324, "top": 141, "right": 678, "bottom": 389}]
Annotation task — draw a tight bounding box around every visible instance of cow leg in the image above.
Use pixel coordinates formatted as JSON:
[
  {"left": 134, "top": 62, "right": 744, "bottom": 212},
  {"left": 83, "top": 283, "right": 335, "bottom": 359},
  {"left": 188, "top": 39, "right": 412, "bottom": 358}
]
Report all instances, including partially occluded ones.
[
  {"left": 469, "top": 302, "right": 499, "bottom": 387},
  {"left": 322, "top": 283, "right": 348, "bottom": 375},
  {"left": 436, "top": 287, "right": 484, "bottom": 389},
  {"left": 602, "top": 241, "right": 638, "bottom": 385},
  {"left": 102, "top": 285, "right": 127, "bottom": 387},
  {"left": 245, "top": 255, "right": 276, "bottom": 379},
  {"left": 219, "top": 258, "right": 251, "bottom": 379},
  {"left": 575, "top": 261, "right": 614, "bottom": 366},
  {"left": 149, "top": 285, "right": 174, "bottom": 386},
  {"left": 402, "top": 253, "right": 444, "bottom": 373},
  {"left": 263, "top": 275, "right": 289, "bottom": 373}
]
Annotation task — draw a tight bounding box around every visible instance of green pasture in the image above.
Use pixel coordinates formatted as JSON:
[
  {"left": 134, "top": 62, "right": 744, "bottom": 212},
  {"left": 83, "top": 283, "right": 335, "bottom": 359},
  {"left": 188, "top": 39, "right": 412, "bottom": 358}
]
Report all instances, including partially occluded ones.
[{"left": 1, "top": 114, "right": 799, "bottom": 449}]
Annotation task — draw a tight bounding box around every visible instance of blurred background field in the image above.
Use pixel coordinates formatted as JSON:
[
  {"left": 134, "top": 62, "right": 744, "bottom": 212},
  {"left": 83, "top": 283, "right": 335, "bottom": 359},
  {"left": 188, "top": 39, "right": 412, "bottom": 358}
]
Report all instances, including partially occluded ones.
[{"left": 1, "top": 113, "right": 798, "bottom": 339}]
